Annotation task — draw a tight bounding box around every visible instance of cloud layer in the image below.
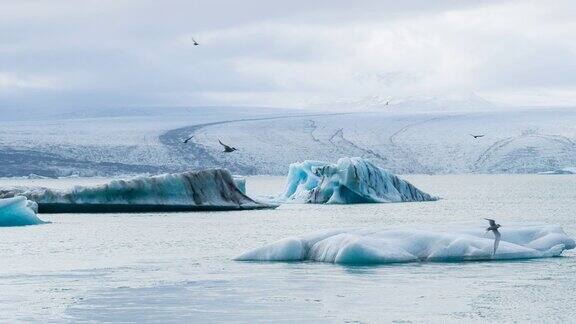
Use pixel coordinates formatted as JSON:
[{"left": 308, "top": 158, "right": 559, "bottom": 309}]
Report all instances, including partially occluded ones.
[{"left": 1, "top": 0, "right": 575, "bottom": 110}]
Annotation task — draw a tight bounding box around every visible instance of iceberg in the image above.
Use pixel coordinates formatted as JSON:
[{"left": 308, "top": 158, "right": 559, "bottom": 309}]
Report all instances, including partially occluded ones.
[
  {"left": 282, "top": 157, "right": 437, "bottom": 204},
  {"left": 538, "top": 167, "right": 576, "bottom": 175},
  {"left": 0, "top": 196, "right": 46, "bottom": 226},
  {"left": 236, "top": 224, "right": 575, "bottom": 264},
  {"left": 0, "top": 169, "right": 275, "bottom": 213}
]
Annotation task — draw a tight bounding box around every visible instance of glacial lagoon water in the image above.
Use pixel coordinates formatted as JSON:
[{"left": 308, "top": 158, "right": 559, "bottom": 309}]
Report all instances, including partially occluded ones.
[{"left": 0, "top": 174, "right": 575, "bottom": 323}]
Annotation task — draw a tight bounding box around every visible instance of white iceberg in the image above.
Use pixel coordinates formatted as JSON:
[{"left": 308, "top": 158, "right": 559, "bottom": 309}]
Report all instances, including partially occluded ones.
[
  {"left": 0, "top": 169, "right": 275, "bottom": 213},
  {"left": 538, "top": 167, "right": 576, "bottom": 175},
  {"left": 236, "top": 224, "right": 575, "bottom": 264},
  {"left": 0, "top": 196, "right": 46, "bottom": 226},
  {"left": 282, "top": 157, "right": 437, "bottom": 203}
]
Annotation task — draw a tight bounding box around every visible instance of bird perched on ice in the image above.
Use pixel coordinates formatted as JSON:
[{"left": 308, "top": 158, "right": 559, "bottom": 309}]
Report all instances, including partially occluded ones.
[
  {"left": 484, "top": 218, "right": 501, "bottom": 255},
  {"left": 219, "top": 139, "right": 237, "bottom": 153},
  {"left": 470, "top": 134, "right": 485, "bottom": 139}
]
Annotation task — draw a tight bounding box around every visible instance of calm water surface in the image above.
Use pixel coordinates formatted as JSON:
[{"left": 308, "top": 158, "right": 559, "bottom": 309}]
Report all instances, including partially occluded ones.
[{"left": 0, "top": 174, "right": 575, "bottom": 323}]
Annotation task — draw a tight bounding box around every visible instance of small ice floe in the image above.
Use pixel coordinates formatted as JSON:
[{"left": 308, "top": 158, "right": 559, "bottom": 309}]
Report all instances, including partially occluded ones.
[
  {"left": 0, "top": 170, "right": 275, "bottom": 213},
  {"left": 281, "top": 157, "right": 437, "bottom": 204},
  {"left": 0, "top": 196, "right": 47, "bottom": 227},
  {"left": 538, "top": 167, "right": 576, "bottom": 175},
  {"left": 236, "top": 224, "right": 575, "bottom": 264}
]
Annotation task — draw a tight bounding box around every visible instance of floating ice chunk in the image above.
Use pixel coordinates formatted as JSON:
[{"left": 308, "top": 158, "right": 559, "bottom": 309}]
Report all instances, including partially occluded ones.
[
  {"left": 0, "top": 169, "right": 275, "bottom": 213},
  {"left": 0, "top": 197, "right": 46, "bottom": 226},
  {"left": 26, "top": 173, "right": 51, "bottom": 179},
  {"left": 538, "top": 167, "right": 576, "bottom": 175},
  {"left": 236, "top": 224, "right": 575, "bottom": 264},
  {"left": 281, "top": 157, "right": 437, "bottom": 204}
]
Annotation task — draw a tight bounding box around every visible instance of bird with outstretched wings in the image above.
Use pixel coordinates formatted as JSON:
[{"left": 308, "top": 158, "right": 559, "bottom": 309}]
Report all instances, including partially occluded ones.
[
  {"left": 484, "top": 218, "right": 501, "bottom": 255},
  {"left": 219, "top": 139, "right": 237, "bottom": 153}
]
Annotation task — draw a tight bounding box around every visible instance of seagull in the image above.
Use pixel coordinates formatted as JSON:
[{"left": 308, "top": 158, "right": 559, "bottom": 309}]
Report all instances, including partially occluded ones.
[
  {"left": 484, "top": 218, "right": 501, "bottom": 256},
  {"left": 191, "top": 37, "right": 199, "bottom": 46},
  {"left": 470, "top": 134, "right": 485, "bottom": 139},
  {"left": 219, "top": 139, "right": 237, "bottom": 153},
  {"left": 183, "top": 135, "right": 193, "bottom": 144}
]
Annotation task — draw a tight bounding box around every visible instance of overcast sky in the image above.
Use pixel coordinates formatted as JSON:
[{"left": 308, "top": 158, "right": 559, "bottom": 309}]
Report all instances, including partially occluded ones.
[{"left": 1, "top": 0, "right": 576, "bottom": 110}]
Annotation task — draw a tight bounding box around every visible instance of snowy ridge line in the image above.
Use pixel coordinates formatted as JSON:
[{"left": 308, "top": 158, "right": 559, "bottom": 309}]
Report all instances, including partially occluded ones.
[
  {"left": 0, "top": 169, "right": 276, "bottom": 213},
  {"left": 236, "top": 224, "right": 575, "bottom": 264}
]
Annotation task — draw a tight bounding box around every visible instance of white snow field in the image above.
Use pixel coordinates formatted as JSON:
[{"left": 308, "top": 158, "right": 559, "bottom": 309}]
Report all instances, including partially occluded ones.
[
  {"left": 282, "top": 157, "right": 437, "bottom": 203},
  {"left": 193, "top": 107, "right": 576, "bottom": 174},
  {"left": 2, "top": 106, "right": 576, "bottom": 176},
  {"left": 236, "top": 224, "right": 575, "bottom": 264},
  {"left": 0, "top": 196, "right": 46, "bottom": 226},
  {"left": 0, "top": 106, "right": 294, "bottom": 177},
  {"left": 0, "top": 170, "right": 273, "bottom": 212}
]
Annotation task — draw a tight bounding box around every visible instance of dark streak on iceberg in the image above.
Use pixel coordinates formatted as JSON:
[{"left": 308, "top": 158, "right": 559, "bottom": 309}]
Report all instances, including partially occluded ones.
[{"left": 0, "top": 170, "right": 276, "bottom": 213}]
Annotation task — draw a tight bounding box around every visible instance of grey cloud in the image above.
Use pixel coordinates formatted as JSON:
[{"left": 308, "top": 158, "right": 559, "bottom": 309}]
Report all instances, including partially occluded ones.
[{"left": 1, "top": 0, "right": 575, "bottom": 110}]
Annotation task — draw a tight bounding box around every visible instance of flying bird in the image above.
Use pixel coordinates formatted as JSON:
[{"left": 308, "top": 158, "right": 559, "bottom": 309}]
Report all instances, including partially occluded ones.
[
  {"left": 183, "top": 135, "right": 194, "bottom": 144},
  {"left": 470, "top": 134, "right": 485, "bottom": 139},
  {"left": 191, "top": 37, "right": 199, "bottom": 46},
  {"left": 484, "top": 218, "right": 501, "bottom": 256},
  {"left": 219, "top": 139, "right": 237, "bottom": 153}
]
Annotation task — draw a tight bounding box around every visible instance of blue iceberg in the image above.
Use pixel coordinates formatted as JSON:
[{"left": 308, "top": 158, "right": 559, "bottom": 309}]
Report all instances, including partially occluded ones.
[
  {"left": 0, "top": 170, "right": 275, "bottom": 213},
  {"left": 282, "top": 157, "right": 437, "bottom": 204},
  {"left": 236, "top": 224, "right": 575, "bottom": 264},
  {"left": 0, "top": 196, "right": 46, "bottom": 227}
]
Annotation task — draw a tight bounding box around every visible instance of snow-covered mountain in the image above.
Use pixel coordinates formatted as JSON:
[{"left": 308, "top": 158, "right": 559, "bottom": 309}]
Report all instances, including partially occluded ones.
[{"left": 1, "top": 106, "right": 575, "bottom": 176}]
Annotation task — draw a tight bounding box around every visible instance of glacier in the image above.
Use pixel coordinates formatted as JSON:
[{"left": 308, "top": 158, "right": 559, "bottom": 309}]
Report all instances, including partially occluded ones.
[
  {"left": 3, "top": 108, "right": 576, "bottom": 177},
  {"left": 0, "top": 170, "right": 275, "bottom": 213},
  {"left": 0, "top": 196, "right": 46, "bottom": 226},
  {"left": 236, "top": 224, "right": 575, "bottom": 264},
  {"left": 281, "top": 157, "right": 437, "bottom": 204}
]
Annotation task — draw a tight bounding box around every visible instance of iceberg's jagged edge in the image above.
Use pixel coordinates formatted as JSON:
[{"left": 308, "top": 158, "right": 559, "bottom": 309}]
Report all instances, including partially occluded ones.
[
  {"left": 232, "top": 176, "right": 246, "bottom": 194},
  {"left": 281, "top": 157, "right": 437, "bottom": 204},
  {"left": 0, "top": 169, "right": 276, "bottom": 213},
  {"left": 235, "top": 224, "right": 575, "bottom": 264},
  {"left": 0, "top": 196, "right": 47, "bottom": 226}
]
